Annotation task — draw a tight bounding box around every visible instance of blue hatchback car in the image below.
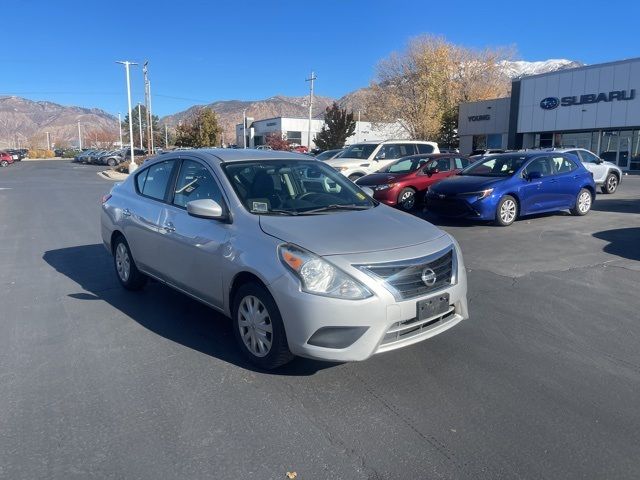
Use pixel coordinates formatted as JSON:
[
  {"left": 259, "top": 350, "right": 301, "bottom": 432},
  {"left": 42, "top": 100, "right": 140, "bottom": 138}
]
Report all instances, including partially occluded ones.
[{"left": 426, "top": 152, "right": 596, "bottom": 226}]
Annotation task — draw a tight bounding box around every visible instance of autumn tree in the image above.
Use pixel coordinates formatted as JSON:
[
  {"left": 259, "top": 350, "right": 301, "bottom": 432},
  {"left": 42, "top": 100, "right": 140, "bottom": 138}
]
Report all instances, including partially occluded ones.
[
  {"left": 175, "top": 107, "right": 221, "bottom": 148},
  {"left": 265, "top": 132, "right": 290, "bottom": 151},
  {"left": 365, "top": 35, "right": 513, "bottom": 142},
  {"left": 314, "top": 103, "right": 356, "bottom": 150}
]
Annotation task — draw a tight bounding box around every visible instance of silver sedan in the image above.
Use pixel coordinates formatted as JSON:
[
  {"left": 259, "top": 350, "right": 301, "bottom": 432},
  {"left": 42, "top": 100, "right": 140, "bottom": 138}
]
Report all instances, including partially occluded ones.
[{"left": 101, "top": 149, "right": 468, "bottom": 369}]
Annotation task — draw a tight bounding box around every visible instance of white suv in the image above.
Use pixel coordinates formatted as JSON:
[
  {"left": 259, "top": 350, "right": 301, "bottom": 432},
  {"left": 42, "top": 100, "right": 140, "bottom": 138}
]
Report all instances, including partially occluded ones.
[
  {"left": 555, "top": 148, "right": 623, "bottom": 194},
  {"left": 326, "top": 140, "right": 439, "bottom": 181}
]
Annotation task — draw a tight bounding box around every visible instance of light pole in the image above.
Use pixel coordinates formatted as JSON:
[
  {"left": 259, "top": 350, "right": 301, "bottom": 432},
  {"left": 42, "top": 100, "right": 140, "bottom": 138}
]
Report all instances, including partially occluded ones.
[
  {"left": 305, "top": 71, "right": 317, "bottom": 150},
  {"left": 118, "top": 113, "right": 123, "bottom": 147},
  {"left": 148, "top": 80, "right": 154, "bottom": 154},
  {"left": 78, "top": 121, "right": 82, "bottom": 149},
  {"left": 116, "top": 60, "right": 138, "bottom": 172},
  {"left": 137, "top": 102, "right": 144, "bottom": 149},
  {"left": 45, "top": 131, "right": 51, "bottom": 151},
  {"left": 242, "top": 109, "right": 247, "bottom": 149}
]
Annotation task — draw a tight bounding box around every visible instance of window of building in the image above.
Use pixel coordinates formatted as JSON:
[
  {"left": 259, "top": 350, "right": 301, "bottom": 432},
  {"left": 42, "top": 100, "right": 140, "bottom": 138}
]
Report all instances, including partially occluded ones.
[
  {"left": 631, "top": 130, "right": 640, "bottom": 171},
  {"left": 486, "top": 134, "right": 503, "bottom": 149},
  {"left": 286, "top": 131, "right": 302, "bottom": 145},
  {"left": 472, "top": 135, "right": 487, "bottom": 151}
]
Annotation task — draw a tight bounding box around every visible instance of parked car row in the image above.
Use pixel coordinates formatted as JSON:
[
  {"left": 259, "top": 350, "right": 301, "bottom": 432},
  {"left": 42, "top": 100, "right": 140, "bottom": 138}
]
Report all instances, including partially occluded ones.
[{"left": 74, "top": 148, "right": 147, "bottom": 166}]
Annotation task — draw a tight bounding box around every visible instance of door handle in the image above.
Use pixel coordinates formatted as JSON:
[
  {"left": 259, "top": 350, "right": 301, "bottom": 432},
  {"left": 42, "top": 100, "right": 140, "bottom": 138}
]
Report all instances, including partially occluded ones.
[
  {"left": 163, "top": 222, "right": 176, "bottom": 233},
  {"left": 122, "top": 208, "right": 131, "bottom": 217}
]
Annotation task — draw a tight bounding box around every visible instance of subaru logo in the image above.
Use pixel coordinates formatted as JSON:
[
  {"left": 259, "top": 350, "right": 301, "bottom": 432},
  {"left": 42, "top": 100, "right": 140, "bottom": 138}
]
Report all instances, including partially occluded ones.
[
  {"left": 540, "top": 97, "right": 559, "bottom": 110},
  {"left": 421, "top": 268, "right": 437, "bottom": 287}
]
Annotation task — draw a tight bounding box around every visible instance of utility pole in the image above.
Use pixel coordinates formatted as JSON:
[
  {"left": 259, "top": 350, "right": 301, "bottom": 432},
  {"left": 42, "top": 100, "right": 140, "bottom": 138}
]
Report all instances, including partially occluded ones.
[
  {"left": 78, "top": 121, "right": 82, "bottom": 149},
  {"left": 143, "top": 61, "right": 153, "bottom": 154},
  {"left": 118, "top": 113, "right": 123, "bottom": 147},
  {"left": 242, "top": 109, "right": 247, "bottom": 149},
  {"left": 45, "top": 131, "right": 51, "bottom": 151},
  {"left": 165, "top": 124, "right": 168, "bottom": 148},
  {"left": 116, "top": 60, "right": 138, "bottom": 172},
  {"left": 137, "top": 102, "right": 144, "bottom": 149},
  {"left": 148, "top": 80, "right": 154, "bottom": 154},
  {"left": 305, "top": 71, "right": 317, "bottom": 150},
  {"left": 357, "top": 110, "right": 361, "bottom": 142}
]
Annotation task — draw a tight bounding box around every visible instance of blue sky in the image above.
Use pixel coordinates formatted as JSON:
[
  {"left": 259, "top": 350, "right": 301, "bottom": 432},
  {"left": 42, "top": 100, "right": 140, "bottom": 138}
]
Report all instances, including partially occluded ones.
[{"left": 3, "top": 0, "right": 638, "bottom": 117}]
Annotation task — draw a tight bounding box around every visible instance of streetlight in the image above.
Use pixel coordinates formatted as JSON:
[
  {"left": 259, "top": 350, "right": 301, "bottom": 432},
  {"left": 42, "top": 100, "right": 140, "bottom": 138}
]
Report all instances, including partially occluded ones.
[
  {"left": 137, "top": 102, "right": 144, "bottom": 150},
  {"left": 118, "top": 113, "right": 123, "bottom": 147},
  {"left": 116, "top": 60, "right": 138, "bottom": 172},
  {"left": 78, "top": 121, "right": 82, "bottom": 149},
  {"left": 242, "top": 108, "right": 247, "bottom": 149}
]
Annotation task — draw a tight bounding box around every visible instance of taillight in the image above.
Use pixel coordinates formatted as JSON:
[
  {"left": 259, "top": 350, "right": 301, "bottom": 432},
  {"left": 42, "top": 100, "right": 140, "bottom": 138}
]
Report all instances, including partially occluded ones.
[{"left": 101, "top": 194, "right": 112, "bottom": 203}]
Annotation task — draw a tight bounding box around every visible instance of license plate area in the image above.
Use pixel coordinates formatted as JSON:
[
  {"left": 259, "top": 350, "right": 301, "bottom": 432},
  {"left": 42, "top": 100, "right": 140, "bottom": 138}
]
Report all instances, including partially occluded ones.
[{"left": 417, "top": 293, "right": 450, "bottom": 321}]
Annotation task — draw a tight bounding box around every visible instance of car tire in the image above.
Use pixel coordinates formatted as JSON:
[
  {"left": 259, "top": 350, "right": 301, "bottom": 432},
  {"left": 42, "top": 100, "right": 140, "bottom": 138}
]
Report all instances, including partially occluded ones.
[
  {"left": 397, "top": 187, "right": 417, "bottom": 211},
  {"left": 232, "top": 282, "right": 293, "bottom": 370},
  {"left": 571, "top": 188, "right": 593, "bottom": 216},
  {"left": 495, "top": 195, "right": 518, "bottom": 226},
  {"left": 107, "top": 158, "right": 117, "bottom": 167},
  {"left": 112, "top": 235, "right": 147, "bottom": 290},
  {"left": 601, "top": 173, "right": 618, "bottom": 194},
  {"left": 348, "top": 173, "right": 363, "bottom": 182},
  {"left": 0, "top": 160, "right": 8, "bottom": 167}
]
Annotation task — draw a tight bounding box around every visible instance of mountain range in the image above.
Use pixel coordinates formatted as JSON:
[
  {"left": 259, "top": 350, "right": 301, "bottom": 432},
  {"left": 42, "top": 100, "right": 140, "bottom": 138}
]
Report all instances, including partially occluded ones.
[{"left": 0, "top": 59, "right": 584, "bottom": 149}]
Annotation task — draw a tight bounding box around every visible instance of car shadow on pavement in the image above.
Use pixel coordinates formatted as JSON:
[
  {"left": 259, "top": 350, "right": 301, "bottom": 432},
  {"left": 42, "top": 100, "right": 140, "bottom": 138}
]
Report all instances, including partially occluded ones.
[
  {"left": 592, "top": 198, "right": 640, "bottom": 214},
  {"left": 43, "top": 244, "right": 336, "bottom": 376},
  {"left": 593, "top": 228, "right": 640, "bottom": 261}
]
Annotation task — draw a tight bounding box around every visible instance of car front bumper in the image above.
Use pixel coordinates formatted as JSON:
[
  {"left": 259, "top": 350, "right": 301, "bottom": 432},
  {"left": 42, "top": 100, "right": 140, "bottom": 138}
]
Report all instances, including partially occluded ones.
[
  {"left": 426, "top": 193, "right": 497, "bottom": 220},
  {"left": 268, "top": 250, "right": 468, "bottom": 362}
]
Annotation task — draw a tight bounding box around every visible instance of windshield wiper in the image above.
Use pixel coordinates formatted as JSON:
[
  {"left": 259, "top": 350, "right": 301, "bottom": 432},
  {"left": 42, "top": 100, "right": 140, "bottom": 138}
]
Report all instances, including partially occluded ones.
[
  {"left": 303, "top": 204, "right": 371, "bottom": 214},
  {"left": 257, "top": 209, "right": 299, "bottom": 216}
]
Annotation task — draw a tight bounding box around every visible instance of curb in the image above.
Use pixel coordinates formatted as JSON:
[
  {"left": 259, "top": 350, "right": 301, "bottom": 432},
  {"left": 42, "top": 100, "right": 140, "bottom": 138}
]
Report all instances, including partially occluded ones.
[{"left": 98, "top": 170, "right": 129, "bottom": 181}]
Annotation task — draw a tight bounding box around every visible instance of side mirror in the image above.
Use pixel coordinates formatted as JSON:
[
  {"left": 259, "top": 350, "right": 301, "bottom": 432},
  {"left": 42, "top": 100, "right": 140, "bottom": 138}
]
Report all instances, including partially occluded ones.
[
  {"left": 187, "top": 199, "right": 226, "bottom": 220},
  {"left": 526, "top": 171, "right": 543, "bottom": 181},
  {"left": 361, "top": 186, "right": 375, "bottom": 197},
  {"left": 595, "top": 158, "right": 604, "bottom": 164},
  {"left": 374, "top": 152, "right": 386, "bottom": 161}
]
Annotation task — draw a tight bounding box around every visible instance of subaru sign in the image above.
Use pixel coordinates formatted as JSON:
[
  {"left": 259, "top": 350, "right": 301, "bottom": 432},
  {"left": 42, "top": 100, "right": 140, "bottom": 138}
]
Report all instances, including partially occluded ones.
[{"left": 540, "top": 90, "right": 635, "bottom": 109}]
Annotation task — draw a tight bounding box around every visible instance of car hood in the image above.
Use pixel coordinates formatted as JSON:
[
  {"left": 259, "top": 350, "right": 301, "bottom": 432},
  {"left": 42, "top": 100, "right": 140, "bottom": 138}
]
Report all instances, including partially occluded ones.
[
  {"left": 356, "top": 172, "right": 407, "bottom": 186},
  {"left": 326, "top": 158, "right": 372, "bottom": 168},
  {"left": 430, "top": 175, "right": 506, "bottom": 194},
  {"left": 259, "top": 206, "right": 445, "bottom": 256}
]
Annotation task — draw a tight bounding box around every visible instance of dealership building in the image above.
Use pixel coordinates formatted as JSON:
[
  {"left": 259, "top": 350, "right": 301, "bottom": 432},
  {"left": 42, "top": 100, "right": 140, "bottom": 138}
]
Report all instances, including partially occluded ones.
[
  {"left": 235, "top": 116, "right": 408, "bottom": 149},
  {"left": 458, "top": 57, "right": 640, "bottom": 172}
]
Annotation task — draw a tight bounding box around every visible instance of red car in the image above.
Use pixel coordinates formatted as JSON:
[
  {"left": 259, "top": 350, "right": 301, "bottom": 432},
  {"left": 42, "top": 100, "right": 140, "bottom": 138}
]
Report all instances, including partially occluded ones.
[
  {"left": 0, "top": 151, "right": 15, "bottom": 167},
  {"left": 356, "top": 154, "right": 470, "bottom": 210}
]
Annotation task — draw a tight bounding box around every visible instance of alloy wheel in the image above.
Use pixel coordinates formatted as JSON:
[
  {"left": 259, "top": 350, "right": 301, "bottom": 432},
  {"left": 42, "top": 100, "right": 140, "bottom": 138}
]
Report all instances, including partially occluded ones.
[
  {"left": 606, "top": 175, "right": 618, "bottom": 193},
  {"left": 0, "top": 160, "right": 7, "bottom": 167},
  {"left": 400, "top": 190, "right": 415, "bottom": 209},
  {"left": 115, "top": 243, "right": 131, "bottom": 282},
  {"left": 500, "top": 199, "right": 517, "bottom": 224},
  {"left": 238, "top": 295, "right": 273, "bottom": 357},
  {"left": 578, "top": 190, "right": 592, "bottom": 213}
]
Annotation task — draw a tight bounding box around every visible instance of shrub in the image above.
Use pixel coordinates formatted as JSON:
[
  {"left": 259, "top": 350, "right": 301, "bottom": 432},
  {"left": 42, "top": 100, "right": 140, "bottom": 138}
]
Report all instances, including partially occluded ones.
[
  {"left": 28, "top": 149, "right": 55, "bottom": 158},
  {"left": 112, "top": 155, "right": 152, "bottom": 174}
]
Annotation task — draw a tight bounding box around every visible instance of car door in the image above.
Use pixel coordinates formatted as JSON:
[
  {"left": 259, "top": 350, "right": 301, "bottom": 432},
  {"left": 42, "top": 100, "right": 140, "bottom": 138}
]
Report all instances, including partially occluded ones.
[
  {"left": 548, "top": 155, "right": 580, "bottom": 208},
  {"left": 124, "top": 158, "right": 178, "bottom": 276},
  {"left": 573, "top": 149, "right": 606, "bottom": 183},
  {"left": 416, "top": 156, "right": 453, "bottom": 191},
  {"left": 519, "top": 157, "right": 555, "bottom": 214},
  {"left": 154, "top": 157, "right": 230, "bottom": 308}
]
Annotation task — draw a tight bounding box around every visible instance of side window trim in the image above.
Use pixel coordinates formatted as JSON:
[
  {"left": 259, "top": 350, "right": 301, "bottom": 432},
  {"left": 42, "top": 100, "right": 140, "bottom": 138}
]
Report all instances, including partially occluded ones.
[{"left": 134, "top": 158, "right": 179, "bottom": 203}]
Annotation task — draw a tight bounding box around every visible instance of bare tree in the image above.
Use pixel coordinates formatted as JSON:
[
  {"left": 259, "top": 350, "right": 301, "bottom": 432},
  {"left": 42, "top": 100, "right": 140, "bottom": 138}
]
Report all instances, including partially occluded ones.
[{"left": 365, "top": 35, "right": 514, "bottom": 143}]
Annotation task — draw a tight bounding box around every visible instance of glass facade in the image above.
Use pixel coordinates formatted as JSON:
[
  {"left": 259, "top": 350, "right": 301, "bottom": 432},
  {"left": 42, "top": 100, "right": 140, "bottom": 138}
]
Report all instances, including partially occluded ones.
[
  {"left": 472, "top": 134, "right": 503, "bottom": 150},
  {"left": 532, "top": 129, "right": 640, "bottom": 171}
]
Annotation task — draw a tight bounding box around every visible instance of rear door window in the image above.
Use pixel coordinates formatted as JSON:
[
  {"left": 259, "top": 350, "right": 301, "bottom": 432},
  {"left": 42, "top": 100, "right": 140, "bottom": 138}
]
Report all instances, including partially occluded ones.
[
  {"left": 552, "top": 156, "right": 577, "bottom": 174},
  {"left": 417, "top": 144, "right": 435, "bottom": 154},
  {"left": 139, "top": 160, "right": 175, "bottom": 201},
  {"left": 454, "top": 157, "right": 469, "bottom": 169}
]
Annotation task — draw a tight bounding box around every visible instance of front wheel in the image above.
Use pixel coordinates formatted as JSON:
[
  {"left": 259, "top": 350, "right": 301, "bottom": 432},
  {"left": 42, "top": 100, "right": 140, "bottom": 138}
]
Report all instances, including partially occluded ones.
[
  {"left": 397, "top": 187, "right": 416, "bottom": 211},
  {"left": 495, "top": 195, "right": 518, "bottom": 226},
  {"left": 107, "top": 158, "right": 117, "bottom": 167},
  {"left": 601, "top": 173, "right": 618, "bottom": 194},
  {"left": 0, "top": 160, "right": 8, "bottom": 167},
  {"left": 113, "top": 236, "right": 147, "bottom": 290},
  {"left": 571, "top": 188, "right": 592, "bottom": 216},
  {"left": 232, "top": 283, "right": 293, "bottom": 370}
]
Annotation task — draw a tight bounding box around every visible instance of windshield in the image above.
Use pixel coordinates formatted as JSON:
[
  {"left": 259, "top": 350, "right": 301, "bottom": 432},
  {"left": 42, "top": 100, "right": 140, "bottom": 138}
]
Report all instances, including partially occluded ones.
[
  {"left": 381, "top": 155, "right": 435, "bottom": 174},
  {"left": 315, "top": 149, "right": 341, "bottom": 161},
  {"left": 460, "top": 154, "right": 528, "bottom": 177},
  {"left": 339, "top": 143, "right": 378, "bottom": 159},
  {"left": 223, "top": 160, "right": 376, "bottom": 215}
]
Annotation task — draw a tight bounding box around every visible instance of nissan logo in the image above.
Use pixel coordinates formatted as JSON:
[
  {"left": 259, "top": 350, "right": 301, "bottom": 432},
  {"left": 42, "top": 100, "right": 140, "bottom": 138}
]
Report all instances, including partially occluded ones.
[
  {"left": 540, "top": 97, "right": 560, "bottom": 110},
  {"left": 421, "top": 268, "right": 437, "bottom": 287}
]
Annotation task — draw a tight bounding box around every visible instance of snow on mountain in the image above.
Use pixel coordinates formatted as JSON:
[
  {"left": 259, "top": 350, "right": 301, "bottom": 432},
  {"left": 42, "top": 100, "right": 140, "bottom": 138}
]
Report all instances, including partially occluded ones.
[{"left": 499, "top": 59, "right": 585, "bottom": 79}]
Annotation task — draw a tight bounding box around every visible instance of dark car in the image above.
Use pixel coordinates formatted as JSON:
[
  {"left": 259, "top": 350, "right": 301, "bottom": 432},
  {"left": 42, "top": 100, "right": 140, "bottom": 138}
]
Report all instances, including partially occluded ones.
[
  {"left": 5, "top": 149, "right": 24, "bottom": 161},
  {"left": 0, "top": 151, "right": 15, "bottom": 167},
  {"left": 426, "top": 152, "right": 596, "bottom": 226},
  {"left": 356, "top": 154, "right": 470, "bottom": 210}
]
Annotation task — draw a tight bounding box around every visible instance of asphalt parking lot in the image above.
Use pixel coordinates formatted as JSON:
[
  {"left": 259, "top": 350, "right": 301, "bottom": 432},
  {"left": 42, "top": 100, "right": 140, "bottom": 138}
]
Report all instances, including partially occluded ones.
[{"left": 1, "top": 160, "right": 639, "bottom": 479}]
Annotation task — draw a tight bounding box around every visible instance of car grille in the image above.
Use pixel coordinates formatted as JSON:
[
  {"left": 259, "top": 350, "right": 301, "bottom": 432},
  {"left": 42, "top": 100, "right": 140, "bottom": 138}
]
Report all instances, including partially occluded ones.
[
  {"left": 426, "top": 195, "right": 477, "bottom": 217},
  {"left": 380, "top": 307, "right": 457, "bottom": 347},
  {"left": 356, "top": 247, "right": 455, "bottom": 301}
]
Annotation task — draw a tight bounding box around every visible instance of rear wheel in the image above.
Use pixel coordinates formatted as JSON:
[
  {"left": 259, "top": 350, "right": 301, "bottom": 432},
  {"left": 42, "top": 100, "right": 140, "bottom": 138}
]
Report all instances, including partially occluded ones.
[
  {"left": 107, "top": 158, "right": 117, "bottom": 167},
  {"left": 397, "top": 187, "right": 416, "bottom": 211},
  {"left": 495, "top": 195, "right": 518, "bottom": 226},
  {"left": 0, "top": 160, "right": 8, "bottom": 167},
  {"left": 571, "top": 188, "right": 592, "bottom": 216},
  {"left": 601, "top": 173, "right": 618, "bottom": 194},
  {"left": 232, "top": 282, "right": 293, "bottom": 370},
  {"left": 113, "top": 236, "right": 147, "bottom": 290}
]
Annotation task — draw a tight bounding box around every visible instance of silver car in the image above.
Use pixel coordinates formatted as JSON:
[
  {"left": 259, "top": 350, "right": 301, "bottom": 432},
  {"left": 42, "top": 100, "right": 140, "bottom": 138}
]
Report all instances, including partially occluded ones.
[
  {"left": 554, "top": 148, "right": 622, "bottom": 194},
  {"left": 100, "top": 149, "right": 468, "bottom": 369}
]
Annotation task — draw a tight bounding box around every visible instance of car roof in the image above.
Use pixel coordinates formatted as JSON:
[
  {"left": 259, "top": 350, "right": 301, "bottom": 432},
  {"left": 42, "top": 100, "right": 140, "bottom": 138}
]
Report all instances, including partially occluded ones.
[
  {"left": 350, "top": 140, "right": 436, "bottom": 145},
  {"left": 143, "top": 148, "right": 312, "bottom": 166}
]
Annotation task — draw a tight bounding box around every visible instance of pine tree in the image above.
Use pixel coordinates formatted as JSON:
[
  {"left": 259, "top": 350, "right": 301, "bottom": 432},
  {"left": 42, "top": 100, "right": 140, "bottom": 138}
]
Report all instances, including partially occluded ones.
[
  {"left": 175, "top": 107, "right": 221, "bottom": 147},
  {"left": 313, "top": 103, "right": 356, "bottom": 151}
]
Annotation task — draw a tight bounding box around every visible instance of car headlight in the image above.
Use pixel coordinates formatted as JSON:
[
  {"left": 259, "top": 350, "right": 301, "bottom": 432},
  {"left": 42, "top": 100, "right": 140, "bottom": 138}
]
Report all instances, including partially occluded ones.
[
  {"left": 462, "top": 188, "right": 493, "bottom": 199},
  {"left": 279, "top": 244, "right": 372, "bottom": 299},
  {"left": 375, "top": 183, "right": 396, "bottom": 191}
]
